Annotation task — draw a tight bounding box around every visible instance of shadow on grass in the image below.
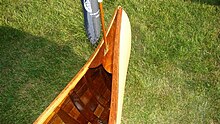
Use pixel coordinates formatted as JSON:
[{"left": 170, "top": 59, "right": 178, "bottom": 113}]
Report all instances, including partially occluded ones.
[
  {"left": 0, "top": 26, "right": 86, "bottom": 123},
  {"left": 190, "top": 0, "right": 220, "bottom": 5}
]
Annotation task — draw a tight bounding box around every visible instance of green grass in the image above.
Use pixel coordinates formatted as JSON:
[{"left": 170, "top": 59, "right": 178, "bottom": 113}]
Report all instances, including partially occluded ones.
[{"left": 0, "top": 0, "right": 220, "bottom": 123}]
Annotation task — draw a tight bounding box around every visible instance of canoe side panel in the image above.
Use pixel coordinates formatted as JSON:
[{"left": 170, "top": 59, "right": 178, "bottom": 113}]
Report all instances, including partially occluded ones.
[
  {"left": 116, "top": 9, "right": 131, "bottom": 124},
  {"left": 109, "top": 7, "right": 122, "bottom": 124}
]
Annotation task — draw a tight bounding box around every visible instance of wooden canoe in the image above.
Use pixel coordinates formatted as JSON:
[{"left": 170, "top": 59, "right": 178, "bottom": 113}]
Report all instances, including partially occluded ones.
[{"left": 34, "top": 6, "right": 131, "bottom": 124}]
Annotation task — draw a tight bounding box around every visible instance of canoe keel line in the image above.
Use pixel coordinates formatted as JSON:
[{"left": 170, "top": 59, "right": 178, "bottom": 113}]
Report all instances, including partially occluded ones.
[{"left": 34, "top": 7, "right": 131, "bottom": 124}]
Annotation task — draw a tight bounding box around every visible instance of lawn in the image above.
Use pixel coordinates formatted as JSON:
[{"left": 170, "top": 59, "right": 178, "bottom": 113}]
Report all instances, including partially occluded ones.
[{"left": 0, "top": 0, "right": 220, "bottom": 123}]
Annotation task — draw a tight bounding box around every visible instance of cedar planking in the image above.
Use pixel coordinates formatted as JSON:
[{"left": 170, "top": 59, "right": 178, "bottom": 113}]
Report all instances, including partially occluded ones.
[{"left": 34, "top": 6, "right": 131, "bottom": 124}]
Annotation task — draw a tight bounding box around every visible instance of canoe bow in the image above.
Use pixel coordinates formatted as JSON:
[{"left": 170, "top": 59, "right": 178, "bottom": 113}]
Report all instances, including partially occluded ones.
[{"left": 34, "top": 6, "right": 131, "bottom": 124}]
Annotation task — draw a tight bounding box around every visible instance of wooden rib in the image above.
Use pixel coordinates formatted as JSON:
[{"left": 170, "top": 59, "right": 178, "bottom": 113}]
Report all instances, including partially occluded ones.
[
  {"left": 62, "top": 97, "right": 80, "bottom": 120},
  {"left": 68, "top": 65, "right": 111, "bottom": 122},
  {"left": 84, "top": 66, "right": 111, "bottom": 108},
  {"left": 69, "top": 92, "right": 98, "bottom": 122},
  {"left": 100, "top": 108, "right": 110, "bottom": 123},
  {"left": 108, "top": 7, "right": 122, "bottom": 124},
  {"left": 57, "top": 109, "right": 80, "bottom": 124}
]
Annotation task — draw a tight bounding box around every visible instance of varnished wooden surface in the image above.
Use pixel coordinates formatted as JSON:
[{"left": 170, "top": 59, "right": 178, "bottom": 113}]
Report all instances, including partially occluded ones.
[
  {"left": 47, "top": 65, "right": 112, "bottom": 124},
  {"left": 89, "top": 8, "right": 119, "bottom": 72},
  {"left": 108, "top": 7, "right": 122, "bottom": 124},
  {"left": 34, "top": 6, "right": 131, "bottom": 124}
]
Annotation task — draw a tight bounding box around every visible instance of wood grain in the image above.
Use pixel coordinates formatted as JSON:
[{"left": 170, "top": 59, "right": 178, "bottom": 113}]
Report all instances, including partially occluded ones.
[
  {"left": 34, "top": 6, "right": 131, "bottom": 124},
  {"left": 108, "top": 7, "right": 122, "bottom": 124}
]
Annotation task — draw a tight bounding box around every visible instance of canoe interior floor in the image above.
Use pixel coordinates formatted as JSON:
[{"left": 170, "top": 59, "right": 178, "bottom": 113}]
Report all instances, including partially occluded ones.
[{"left": 49, "top": 65, "right": 112, "bottom": 124}]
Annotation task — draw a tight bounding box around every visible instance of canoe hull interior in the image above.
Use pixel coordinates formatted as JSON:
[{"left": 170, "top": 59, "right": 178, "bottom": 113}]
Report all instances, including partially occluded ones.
[
  {"left": 34, "top": 6, "right": 131, "bottom": 124},
  {"left": 49, "top": 65, "right": 112, "bottom": 124}
]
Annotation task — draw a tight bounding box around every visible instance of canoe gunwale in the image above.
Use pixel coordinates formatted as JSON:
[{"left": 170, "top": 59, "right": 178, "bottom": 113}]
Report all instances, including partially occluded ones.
[{"left": 109, "top": 7, "right": 122, "bottom": 124}]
